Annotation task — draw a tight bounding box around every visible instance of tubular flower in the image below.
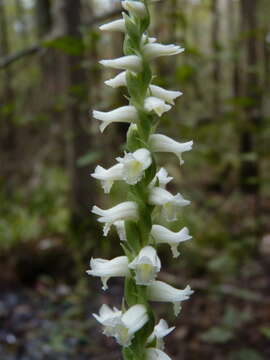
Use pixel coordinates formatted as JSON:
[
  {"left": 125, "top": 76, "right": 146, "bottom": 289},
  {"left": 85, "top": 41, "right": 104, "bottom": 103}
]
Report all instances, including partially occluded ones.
[
  {"left": 147, "top": 281, "right": 194, "bottom": 316},
  {"left": 149, "top": 85, "right": 183, "bottom": 105},
  {"left": 87, "top": 256, "right": 129, "bottom": 290},
  {"left": 117, "top": 148, "right": 152, "bottom": 185},
  {"left": 93, "top": 304, "right": 122, "bottom": 337},
  {"left": 146, "top": 348, "right": 172, "bottom": 360},
  {"left": 148, "top": 187, "right": 190, "bottom": 222},
  {"left": 144, "top": 96, "right": 172, "bottom": 117},
  {"left": 149, "top": 134, "right": 193, "bottom": 165},
  {"left": 147, "top": 319, "right": 175, "bottom": 350},
  {"left": 91, "top": 164, "right": 123, "bottom": 193},
  {"left": 93, "top": 105, "right": 138, "bottom": 133},
  {"left": 151, "top": 225, "right": 192, "bottom": 258},
  {"left": 92, "top": 201, "right": 139, "bottom": 236},
  {"left": 114, "top": 304, "right": 149, "bottom": 347},
  {"left": 122, "top": 1, "right": 147, "bottom": 18},
  {"left": 129, "top": 246, "right": 161, "bottom": 285},
  {"left": 99, "top": 18, "right": 125, "bottom": 32},
  {"left": 149, "top": 168, "right": 173, "bottom": 189},
  {"left": 90, "top": 1, "right": 195, "bottom": 358},
  {"left": 143, "top": 43, "right": 184, "bottom": 60},
  {"left": 100, "top": 55, "right": 142, "bottom": 72},
  {"left": 105, "top": 71, "right": 127, "bottom": 88}
]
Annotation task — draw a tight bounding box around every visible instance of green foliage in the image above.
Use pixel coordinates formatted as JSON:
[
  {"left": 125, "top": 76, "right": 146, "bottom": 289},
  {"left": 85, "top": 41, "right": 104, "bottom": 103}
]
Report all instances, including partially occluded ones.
[
  {"left": 201, "top": 305, "right": 253, "bottom": 344},
  {"left": 229, "top": 349, "right": 264, "bottom": 360},
  {"left": 44, "top": 36, "right": 84, "bottom": 56}
]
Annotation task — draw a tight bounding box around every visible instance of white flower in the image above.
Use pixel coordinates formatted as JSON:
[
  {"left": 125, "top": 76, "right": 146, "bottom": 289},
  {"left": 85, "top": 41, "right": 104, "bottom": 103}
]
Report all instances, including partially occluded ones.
[
  {"left": 117, "top": 148, "right": 152, "bottom": 185},
  {"left": 143, "top": 43, "right": 184, "bottom": 60},
  {"left": 114, "top": 304, "right": 148, "bottom": 347},
  {"left": 141, "top": 35, "right": 157, "bottom": 46},
  {"left": 147, "top": 280, "right": 194, "bottom": 316},
  {"left": 100, "top": 55, "right": 142, "bottom": 72},
  {"left": 99, "top": 19, "right": 125, "bottom": 32},
  {"left": 149, "top": 134, "right": 193, "bottom": 165},
  {"left": 150, "top": 85, "right": 183, "bottom": 105},
  {"left": 148, "top": 187, "right": 190, "bottom": 222},
  {"left": 144, "top": 97, "right": 172, "bottom": 117},
  {"left": 105, "top": 71, "right": 127, "bottom": 88},
  {"left": 149, "top": 168, "right": 173, "bottom": 189},
  {"left": 92, "top": 201, "right": 139, "bottom": 236},
  {"left": 147, "top": 319, "right": 175, "bottom": 350},
  {"left": 122, "top": 1, "right": 147, "bottom": 18},
  {"left": 113, "top": 220, "right": 127, "bottom": 241},
  {"left": 146, "top": 348, "right": 172, "bottom": 360},
  {"left": 93, "top": 105, "right": 138, "bottom": 133},
  {"left": 129, "top": 246, "right": 161, "bottom": 285},
  {"left": 93, "top": 304, "right": 122, "bottom": 337},
  {"left": 86, "top": 256, "right": 129, "bottom": 290},
  {"left": 151, "top": 225, "right": 192, "bottom": 258},
  {"left": 91, "top": 164, "right": 123, "bottom": 193}
]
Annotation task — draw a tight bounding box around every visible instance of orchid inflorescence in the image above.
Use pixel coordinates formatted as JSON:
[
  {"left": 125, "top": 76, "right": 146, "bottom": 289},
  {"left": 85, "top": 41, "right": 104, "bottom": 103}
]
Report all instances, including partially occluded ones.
[{"left": 88, "top": 1, "right": 194, "bottom": 359}]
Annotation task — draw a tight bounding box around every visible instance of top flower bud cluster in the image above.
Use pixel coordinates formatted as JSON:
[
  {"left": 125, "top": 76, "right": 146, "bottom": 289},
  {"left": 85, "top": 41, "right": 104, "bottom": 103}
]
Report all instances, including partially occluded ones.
[{"left": 88, "top": 1, "right": 194, "bottom": 359}]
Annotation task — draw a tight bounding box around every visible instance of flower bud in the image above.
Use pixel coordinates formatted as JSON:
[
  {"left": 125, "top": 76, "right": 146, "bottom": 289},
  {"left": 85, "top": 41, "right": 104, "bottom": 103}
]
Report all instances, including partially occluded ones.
[
  {"left": 122, "top": 1, "right": 147, "bottom": 18},
  {"left": 100, "top": 55, "right": 142, "bottom": 72},
  {"left": 143, "top": 43, "right": 184, "bottom": 60},
  {"left": 149, "top": 168, "right": 173, "bottom": 189},
  {"left": 99, "top": 19, "right": 125, "bottom": 32},
  {"left": 104, "top": 71, "right": 127, "bottom": 88}
]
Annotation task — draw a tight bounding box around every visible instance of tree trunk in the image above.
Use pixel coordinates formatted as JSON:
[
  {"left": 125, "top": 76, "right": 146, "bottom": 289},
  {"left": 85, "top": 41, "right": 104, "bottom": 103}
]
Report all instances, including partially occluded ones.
[
  {"left": 211, "top": 0, "right": 221, "bottom": 117},
  {"left": 0, "top": 0, "right": 16, "bottom": 194},
  {"left": 35, "top": 0, "right": 52, "bottom": 38},
  {"left": 240, "top": 0, "right": 262, "bottom": 194},
  {"left": 56, "top": 0, "right": 95, "bottom": 234}
]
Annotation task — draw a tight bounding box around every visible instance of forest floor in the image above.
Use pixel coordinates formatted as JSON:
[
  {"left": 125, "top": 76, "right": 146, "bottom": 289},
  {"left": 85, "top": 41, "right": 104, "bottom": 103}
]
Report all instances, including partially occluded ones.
[{"left": 1, "top": 258, "right": 270, "bottom": 360}]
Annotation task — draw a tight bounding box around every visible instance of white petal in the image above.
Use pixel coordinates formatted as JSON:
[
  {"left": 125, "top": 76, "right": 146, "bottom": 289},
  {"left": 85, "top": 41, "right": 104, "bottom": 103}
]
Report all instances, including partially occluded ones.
[
  {"left": 100, "top": 55, "right": 142, "bottom": 72},
  {"left": 149, "top": 134, "right": 193, "bottom": 165},
  {"left": 122, "top": 304, "right": 148, "bottom": 334},
  {"left": 143, "top": 43, "right": 184, "bottom": 60},
  {"left": 113, "top": 220, "right": 127, "bottom": 241},
  {"left": 122, "top": 1, "right": 147, "bottom": 18},
  {"left": 87, "top": 256, "right": 129, "bottom": 290},
  {"left": 117, "top": 148, "right": 152, "bottom": 185},
  {"left": 91, "top": 164, "right": 124, "bottom": 193},
  {"left": 149, "top": 168, "right": 173, "bottom": 189},
  {"left": 150, "top": 84, "right": 183, "bottom": 105},
  {"left": 99, "top": 19, "right": 125, "bottom": 32},
  {"left": 93, "top": 105, "right": 138, "bottom": 132},
  {"left": 104, "top": 71, "right": 127, "bottom": 88},
  {"left": 92, "top": 201, "right": 139, "bottom": 236},
  {"left": 147, "top": 280, "right": 193, "bottom": 315},
  {"left": 129, "top": 246, "right": 161, "bottom": 285},
  {"left": 144, "top": 97, "right": 171, "bottom": 117},
  {"left": 151, "top": 225, "right": 192, "bottom": 257},
  {"left": 146, "top": 348, "right": 172, "bottom": 360}
]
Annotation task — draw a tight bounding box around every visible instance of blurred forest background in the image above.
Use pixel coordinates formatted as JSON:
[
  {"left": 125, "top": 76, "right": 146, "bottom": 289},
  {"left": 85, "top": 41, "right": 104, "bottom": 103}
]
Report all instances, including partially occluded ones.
[{"left": 0, "top": 0, "right": 270, "bottom": 359}]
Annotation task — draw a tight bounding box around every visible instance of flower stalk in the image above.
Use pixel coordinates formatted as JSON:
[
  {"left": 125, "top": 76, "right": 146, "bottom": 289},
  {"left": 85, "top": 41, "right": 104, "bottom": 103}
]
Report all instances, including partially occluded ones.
[{"left": 88, "top": 1, "right": 194, "bottom": 359}]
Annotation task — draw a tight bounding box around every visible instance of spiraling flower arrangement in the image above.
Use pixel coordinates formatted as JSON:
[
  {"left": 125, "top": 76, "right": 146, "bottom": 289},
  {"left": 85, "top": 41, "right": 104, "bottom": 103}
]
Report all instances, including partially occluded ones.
[{"left": 88, "top": 1, "right": 194, "bottom": 359}]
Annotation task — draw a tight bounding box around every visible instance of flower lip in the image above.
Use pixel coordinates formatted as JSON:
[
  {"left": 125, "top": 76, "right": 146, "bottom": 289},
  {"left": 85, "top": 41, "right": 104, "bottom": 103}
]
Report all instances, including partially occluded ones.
[{"left": 129, "top": 246, "right": 161, "bottom": 285}]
